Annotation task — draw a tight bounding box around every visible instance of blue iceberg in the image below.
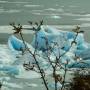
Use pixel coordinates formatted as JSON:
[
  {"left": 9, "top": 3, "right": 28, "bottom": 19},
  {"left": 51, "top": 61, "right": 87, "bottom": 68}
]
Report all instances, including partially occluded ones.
[
  {"left": 7, "top": 26, "right": 90, "bottom": 70},
  {"left": 31, "top": 26, "right": 88, "bottom": 52},
  {"left": 8, "top": 35, "right": 34, "bottom": 54},
  {"left": 8, "top": 35, "right": 26, "bottom": 51}
]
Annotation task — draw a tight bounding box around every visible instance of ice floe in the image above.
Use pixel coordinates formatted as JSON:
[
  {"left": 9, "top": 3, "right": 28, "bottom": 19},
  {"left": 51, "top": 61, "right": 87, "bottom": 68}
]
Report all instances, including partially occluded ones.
[{"left": 0, "top": 26, "right": 90, "bottom": 79}]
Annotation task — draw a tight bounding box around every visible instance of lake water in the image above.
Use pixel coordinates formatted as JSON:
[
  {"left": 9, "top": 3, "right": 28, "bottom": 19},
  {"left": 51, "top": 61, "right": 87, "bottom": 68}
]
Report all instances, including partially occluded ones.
[
  {"left": 0, "top": 0, "right": 90, "bottom": 42},
  {"left": 0, "top": 0, "right": 90, "bottom": 25}
]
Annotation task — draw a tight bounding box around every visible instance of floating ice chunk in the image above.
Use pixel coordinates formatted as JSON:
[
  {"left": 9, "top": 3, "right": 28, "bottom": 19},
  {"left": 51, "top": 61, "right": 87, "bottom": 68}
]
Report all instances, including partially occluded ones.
[
  {"left": 31, "top": 26, "right": 68, "bottom": 51},
  {"left": 48, "top": 82, "right": 62, "bottom": 89},
  {"left": 7, "top": 26, "right": 90, "bottom": 69},
  {"left": 15, "top": 64, "right": 52, "bottom": 79},
  {"left": 76, "top": 33, "right": 84, "bottom": 45},
  {"left": 31, "top": 26, "right": 81, "bottom": 52},
  {"left": 67, "top": 32, "right": 75, "bottom": 39},
  {"left": 26, "top": 83, "right": 38, "bottom": 87},
  {"left": 0, "top": 65, "right": 19, "bottom": 75},
  {"left": 76, "top": 18, "right": 90, "bottom": 21},
  {"left": 3, "top": 82, "right": 23, "bottom": 89},
  {"left": 66, "top": 32, "right": 88, "bottom": 53},
  {"left": 67, "top": 32, "right": 85, "bottom": 44},
  {"left": 77, "top": 43, "right": 88, "bottom": 50},
  {"left": 0, "top": 45, "right": 16, "bottom": 64},
  {"left": 0, "top": 77, "right": 10, "bottom": 81},
  {"left": 0, "top": 1, "right": 8, "bottom": 3},
  {"left": 77, "top": 48, "right": 90, "bottom": 60},
  {"left": 8, "top": 35, "right": 34, "bottom": 55},
  {"left": 50, "top": 15, "right": 61, "bottom": 19},
  {"left": 24, "top": 4, "right": 42, "bottom": 7},
  {"left": 15, "top": 70, "right": 40, "bottom": 79},
  {"left": 60, "top": 54, "right": 75, "bottom": 65},
  {"left": 68, "top": 60, "right": 90, "bottom": 68},
  {"left": 8, "top": 35, "right": 26, "bottom": 51}
]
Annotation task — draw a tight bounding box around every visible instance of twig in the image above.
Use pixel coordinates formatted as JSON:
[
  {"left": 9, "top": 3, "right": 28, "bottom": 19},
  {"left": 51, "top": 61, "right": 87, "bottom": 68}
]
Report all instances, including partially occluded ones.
[
  {"left": 10, "top": 22, "right": 49, "bottom": 90},
  {"left": 60, "top": 63, "right": 67, "bottom": 90}
]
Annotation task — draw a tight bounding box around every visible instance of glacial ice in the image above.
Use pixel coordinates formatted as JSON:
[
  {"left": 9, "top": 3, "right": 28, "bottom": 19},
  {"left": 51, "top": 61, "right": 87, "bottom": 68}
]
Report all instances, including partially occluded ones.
[
  {"left": 0, "top": 26, "right": 90, "bottom": 80},
  {"left": 31, "top": 26, "right": 88, "bottom": 52},
  {"left": 8, "top": 35, "right": 25, "bottom": 51},
  {"left": 31, "top": 26, "right": 90, "bottom": 68}
]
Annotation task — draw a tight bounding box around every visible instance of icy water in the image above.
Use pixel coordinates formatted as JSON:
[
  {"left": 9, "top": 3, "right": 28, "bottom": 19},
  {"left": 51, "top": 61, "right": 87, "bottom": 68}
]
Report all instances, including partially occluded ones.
[
  {"left": 0, "top": 0, "right": 90, "bottom": 25},
  {"left": 0, "top": 0, "right": 90, "bottom": 90},
  {"left": 0, "top": 44, "right": 73, "bottom": 90},
  {"left": 0, "top": 0, "right": 90, "bottom": 42}
]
